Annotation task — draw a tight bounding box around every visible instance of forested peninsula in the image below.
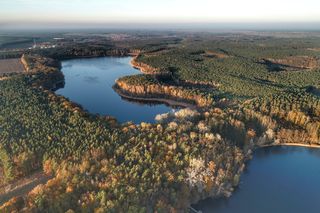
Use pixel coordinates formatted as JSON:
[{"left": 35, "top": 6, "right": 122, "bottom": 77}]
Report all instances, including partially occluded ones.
[{"left": 1, "top": 33, "right": 320, "bottom": 212}]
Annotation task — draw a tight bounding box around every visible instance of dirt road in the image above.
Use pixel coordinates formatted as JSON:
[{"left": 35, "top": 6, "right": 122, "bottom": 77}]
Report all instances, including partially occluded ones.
[{"left": 0, "top": 171, "right": 51, "bottom": 205}]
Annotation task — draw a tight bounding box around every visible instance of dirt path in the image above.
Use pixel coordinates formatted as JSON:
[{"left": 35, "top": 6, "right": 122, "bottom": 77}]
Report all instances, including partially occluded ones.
[{"left": 0, "top": 171, "right": 51, "bottom": 205}]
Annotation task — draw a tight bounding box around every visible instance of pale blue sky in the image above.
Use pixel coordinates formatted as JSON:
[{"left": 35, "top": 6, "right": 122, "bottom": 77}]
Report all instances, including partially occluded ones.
[{"left": 1, "top": 0, "right": 320, "bottom": 24}]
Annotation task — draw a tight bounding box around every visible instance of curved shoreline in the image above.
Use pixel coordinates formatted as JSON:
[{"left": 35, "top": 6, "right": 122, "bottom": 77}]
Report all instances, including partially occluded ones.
[
  {"left": 114, "top": 85, "right": 197, "bottom": 109},
  {"left": 119, "top": 56, "right": 203, "bottom": 108},
  {"left": 130, "top": 56, "right": 160, "bottom": 74},
  {"left": 2, "top": 52, "right": 320, "bottom": 211}
]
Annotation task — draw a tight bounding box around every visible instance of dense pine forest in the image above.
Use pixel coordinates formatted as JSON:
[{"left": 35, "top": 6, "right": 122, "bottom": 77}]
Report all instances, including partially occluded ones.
[{"left": 0, "top": 32, "right": 320, "bottom": 212}]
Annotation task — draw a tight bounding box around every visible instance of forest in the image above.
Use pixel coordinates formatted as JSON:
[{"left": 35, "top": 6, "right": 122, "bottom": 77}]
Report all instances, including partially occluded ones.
[{"left": 0, "top": 32, "right": 320, "bottom": 212}]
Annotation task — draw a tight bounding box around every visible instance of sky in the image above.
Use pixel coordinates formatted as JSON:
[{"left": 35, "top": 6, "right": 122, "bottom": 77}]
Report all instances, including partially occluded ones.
[{"left": 1, "top": 0, "right": 320, "bottom": 29}]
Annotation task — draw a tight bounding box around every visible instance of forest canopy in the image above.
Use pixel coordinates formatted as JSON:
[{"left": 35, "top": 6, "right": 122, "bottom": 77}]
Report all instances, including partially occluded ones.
[{"left": 0, "top": 32, "right": 320, "bottom": 212}]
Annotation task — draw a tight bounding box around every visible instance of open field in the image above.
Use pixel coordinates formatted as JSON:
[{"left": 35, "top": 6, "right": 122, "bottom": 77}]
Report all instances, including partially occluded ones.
[{"left": 0, "top": 58, "right": 25, "bottom": 74}]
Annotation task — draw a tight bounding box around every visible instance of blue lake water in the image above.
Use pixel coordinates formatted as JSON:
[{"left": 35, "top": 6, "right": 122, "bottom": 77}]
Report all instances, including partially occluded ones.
[
  {"left": 194, "top": 146, "right": 320, "bottom": 213},
  {"left": 55, "top": 57, "right": 320, "bottom": 213},
  {"left": 56, "top": 57, "right": 173, "bottom": 123}
]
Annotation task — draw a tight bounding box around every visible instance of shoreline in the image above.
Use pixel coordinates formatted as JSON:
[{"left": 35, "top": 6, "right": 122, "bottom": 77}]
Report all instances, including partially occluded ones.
[
  {"left": 123, "top": 56, "right": 200, "bottom": 109},
  {"left": 130, "top": 56, "right": 160, "bottom": 74},
  {"left": 259, "top": 142, "right": 320, "bottom": 149},
  {"left": 3, "top": 53, "right": 320, "bottom": 211},
  {"left": 114, "top": 86, "right": 197, "bottom": 109}
]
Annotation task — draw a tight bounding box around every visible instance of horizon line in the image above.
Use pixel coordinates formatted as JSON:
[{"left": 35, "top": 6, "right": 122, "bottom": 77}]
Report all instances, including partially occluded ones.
[{"left": 1, "top": 21, "right": 320, "bottom": 31}]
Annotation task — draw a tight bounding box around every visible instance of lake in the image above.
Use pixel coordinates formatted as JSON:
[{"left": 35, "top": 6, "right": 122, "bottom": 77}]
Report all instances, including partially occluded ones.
[
  {"left": 56, "top": 57, "right": 173, "bottom": 123},
  {"left": 194, "top": 146, "right": 320, "bottom": 213},
  {"left": 55, "top": 57, "right": 320, "bottom": 213}
]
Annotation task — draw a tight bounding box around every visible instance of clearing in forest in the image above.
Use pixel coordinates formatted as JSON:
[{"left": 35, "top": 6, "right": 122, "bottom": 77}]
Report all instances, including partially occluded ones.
[{"left": 0, "top": 58, "right": 25, "bottom": 74}]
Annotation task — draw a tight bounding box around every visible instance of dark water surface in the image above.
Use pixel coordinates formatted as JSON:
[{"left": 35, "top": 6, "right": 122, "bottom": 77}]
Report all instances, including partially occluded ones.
[
  {"left": 56, "top": 57, "right": 172, "bottom": 123},
  {"left": 194, "top": 146, "right": 320, "bottom": 213}
]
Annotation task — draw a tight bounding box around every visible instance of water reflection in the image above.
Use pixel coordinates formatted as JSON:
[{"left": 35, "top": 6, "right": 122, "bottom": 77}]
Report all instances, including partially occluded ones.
[
  {"left": 83, "top": 76, "right": 100, "bottom": 84},
  {"left": 118, "top": 95, "right": 183, "bottom": 109},
  {"left": 194, "top": 146, "right": 320, "bottom": 213},
  {"left": 56, "top": 57, "right": 173, "bottom": 123}
]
